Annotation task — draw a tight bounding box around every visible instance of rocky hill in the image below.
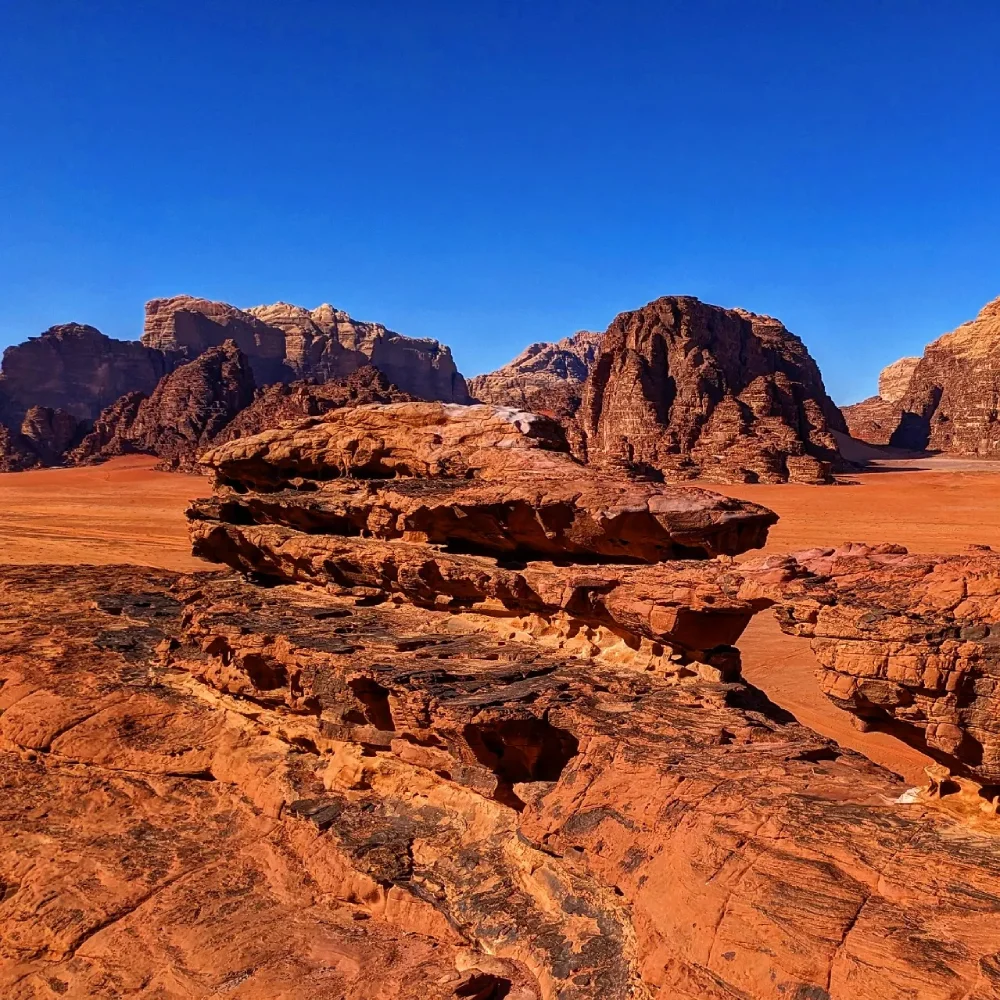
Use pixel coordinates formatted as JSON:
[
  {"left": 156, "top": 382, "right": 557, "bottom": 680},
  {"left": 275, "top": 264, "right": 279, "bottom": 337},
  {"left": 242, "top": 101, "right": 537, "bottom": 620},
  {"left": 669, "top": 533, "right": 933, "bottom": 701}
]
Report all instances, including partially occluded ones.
[
  {"left": 467, "top": 329, "right": 602, "bottom": 420},
  {"left": 143, "top": 296, "right": 470, "bottom": 402},
  {"left": 844, "top": 296, "right": 1000, "bottom": 452},
  {"left": 0, "top": 296, "right": 469, "bottom": 471},
  {"left": 578, "top": 297, "right": 847, "bottom": 483}
]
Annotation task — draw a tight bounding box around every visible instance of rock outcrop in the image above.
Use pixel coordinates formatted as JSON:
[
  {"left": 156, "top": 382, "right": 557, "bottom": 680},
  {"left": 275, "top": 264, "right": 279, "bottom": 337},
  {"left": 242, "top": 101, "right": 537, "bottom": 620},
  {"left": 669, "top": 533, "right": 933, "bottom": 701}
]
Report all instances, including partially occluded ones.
[
  {"left": 757, "top": 542, "right": 1000, "bottom": 784},
  {"left": 71, "top": 342, "right": 257, "bottom": 470},
  {"left": 845, "top": 297, "right": 1000, "bottom": 453},
  {"left": 468, "top": 330, "right": 602, "bottom": 422},
  {"left": 878, "top": 357, "right": 921, "bottom": 402},
  {"left": 211, "top": 365, "right": 414, "bottom": 446},
  {"left": 142, "top": 296, "right": 471, "bottom": 403},
  {"left": 0, "top": 322, "right": 172, "bottom": 423},
  {"left": 578, "top": 297, "right": 848, "bottom": 483},
  {"left": 7, "top": 513, "right": 1000, "bottom": 994},
  {"left": 0, "top": 406, "right": 88, "bottom": 472}
]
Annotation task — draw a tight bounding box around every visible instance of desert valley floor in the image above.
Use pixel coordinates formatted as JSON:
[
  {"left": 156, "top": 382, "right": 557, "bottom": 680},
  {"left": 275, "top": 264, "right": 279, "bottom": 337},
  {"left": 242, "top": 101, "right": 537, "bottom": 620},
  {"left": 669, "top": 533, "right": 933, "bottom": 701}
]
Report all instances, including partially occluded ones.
[{"left": 6, "top": 455, "right": 1000, "bottom": 787}]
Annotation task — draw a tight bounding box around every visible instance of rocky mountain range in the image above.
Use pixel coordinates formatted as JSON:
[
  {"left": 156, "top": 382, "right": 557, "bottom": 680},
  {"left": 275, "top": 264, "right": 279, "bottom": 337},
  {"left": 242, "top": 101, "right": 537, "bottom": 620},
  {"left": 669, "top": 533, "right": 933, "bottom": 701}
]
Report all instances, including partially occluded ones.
[
  {"left": 844, "top": 295, "right": 1000, "bottom": 453},
  {"left": 0, "top": 295, "right": 462, "bottom": 471}
]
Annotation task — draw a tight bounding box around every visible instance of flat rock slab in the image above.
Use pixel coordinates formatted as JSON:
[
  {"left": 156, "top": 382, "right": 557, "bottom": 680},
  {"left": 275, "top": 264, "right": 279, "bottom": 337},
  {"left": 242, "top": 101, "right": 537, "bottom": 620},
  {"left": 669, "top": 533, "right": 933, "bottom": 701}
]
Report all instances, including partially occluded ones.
[{"left": 188, "top": 474, "right": 776, "bottom": 562}]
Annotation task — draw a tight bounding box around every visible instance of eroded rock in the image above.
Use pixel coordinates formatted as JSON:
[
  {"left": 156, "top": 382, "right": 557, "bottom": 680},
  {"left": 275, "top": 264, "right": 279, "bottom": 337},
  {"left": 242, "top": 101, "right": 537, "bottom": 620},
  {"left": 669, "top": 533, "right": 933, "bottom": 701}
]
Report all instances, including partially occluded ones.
[
  {"left": 577, "top": 297, "right": 848, "bottom": 483},
  {"left": 4, "top": 562, "right": 1000, "bottom": 998},
  {"left": 756, "top": 542, "right": 1000, "bottom": 782}
]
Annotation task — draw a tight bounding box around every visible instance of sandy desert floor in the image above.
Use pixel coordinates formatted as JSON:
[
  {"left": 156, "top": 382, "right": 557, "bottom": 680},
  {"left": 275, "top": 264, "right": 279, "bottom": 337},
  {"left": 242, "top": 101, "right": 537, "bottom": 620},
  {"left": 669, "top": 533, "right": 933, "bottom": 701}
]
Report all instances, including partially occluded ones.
[{"left": 3, "top": 457, "right": 999, "bottom": 784}]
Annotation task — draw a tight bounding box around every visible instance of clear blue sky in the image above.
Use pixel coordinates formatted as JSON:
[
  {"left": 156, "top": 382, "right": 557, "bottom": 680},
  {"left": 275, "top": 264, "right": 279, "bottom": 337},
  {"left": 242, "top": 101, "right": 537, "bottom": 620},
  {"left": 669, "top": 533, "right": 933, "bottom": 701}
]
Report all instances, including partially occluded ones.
[{"left": 1, "top": 1, "right": 998, "bottom": 404}]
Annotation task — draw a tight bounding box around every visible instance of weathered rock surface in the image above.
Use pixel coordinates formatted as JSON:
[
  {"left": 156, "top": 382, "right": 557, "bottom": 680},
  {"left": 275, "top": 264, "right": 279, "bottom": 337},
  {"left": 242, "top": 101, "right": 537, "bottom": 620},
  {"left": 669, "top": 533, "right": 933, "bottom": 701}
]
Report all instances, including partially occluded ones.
[
  {"left": 755, "top": 542, "right": 1000, "bottom": 784},
  {"left": 841, "top": 394, "right": 906, "bottom": 447},
  {"left": 849, "top": 297, "right": 1000, "bottom": 452},
  {"left": 577, "top": 297, "right": 848, "bottom": 483},
  {"left": 142, "top": 296, "right": 471, "bottom": 403},
  {"left": 200, "top": 402, "right": 573, "bottom": 490},
  {"left": 878, "top": 357, "right": 921, "bottom": 402},
  {"left": 0, "top": 323, "right": 171, "bottom": 424},
  {"left": 468, "top": 330, "right": 603, "bottom": 422},
  {"left": 212, "top": 365, "right": 414, "bottom": 446},
  {"left": 70, "top": 342, "right": 256, "bottom": 470},
  {"left": 0, "top": 406, "right": 88, "bottom": 471},
  {"left": 189, "top": 475, "right": 776, "bottom": 563},
  {"left": 6, "top": 558, "right": 1000, "bottom": 998}
]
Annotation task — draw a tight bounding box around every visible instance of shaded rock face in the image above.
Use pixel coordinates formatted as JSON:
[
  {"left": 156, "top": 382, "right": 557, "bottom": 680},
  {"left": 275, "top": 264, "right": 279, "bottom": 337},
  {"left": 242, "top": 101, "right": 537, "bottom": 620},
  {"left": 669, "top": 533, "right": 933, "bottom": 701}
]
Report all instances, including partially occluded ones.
[
  {"left": 0, "top": 406, "right": 88, "bottom": 471},
  {"left": 848, "top": 298, "right": 1000, "bottom": 453},
  {"left": 578, "top": 297, "right": 848, "bottom": 484},
  {"left": 0, "top": 322, "right": 172, "bottom": 423},
  {"left": 468, "top": 330, "right": 603, "bottom": 422},
  {"left": 891, "top": 296, "right": 1000, "bottom": 453},
  {"left": 841, "top": 394, "right": 906, "bottom": 446},
  {"left": 143, "top": 296, "right": 472, "bottom": 403},
  {"left": 71, "top": 342, "right": 257, "bottom": 470},
  {"left": 755, "top": 542, "right": 1000, "bottom": 784},
  {"left": 212, "top": 365, "right": 414, "bottom": 446}
]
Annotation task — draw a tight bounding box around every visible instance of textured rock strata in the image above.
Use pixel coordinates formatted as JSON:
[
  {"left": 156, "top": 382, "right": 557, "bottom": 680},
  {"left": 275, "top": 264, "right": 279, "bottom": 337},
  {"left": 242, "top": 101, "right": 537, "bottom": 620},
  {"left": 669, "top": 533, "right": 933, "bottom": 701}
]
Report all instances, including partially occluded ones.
[
  {"left": 756, "top": 542, "right": 1000, "bottom": 783},
  {"left": 5, "top": 561, "right": 1000, "bottom": 998},
  {"left": 71, "top": 342, "right": 257, "bottom": 470},
  {"left": 142, "top": 296, "right": 471, "bottom": 402},
  {"left": 847, "top": 297, "right": 1000, "bottom": 452},
  {"left": 578, "top": 297, "right": 848, "bottom": 483},
  {"left": 468, "top": 330, "right": 603, "bottom": 422},
  {"left": 0, "top": 322, "right": 172, "bottom": 422}
]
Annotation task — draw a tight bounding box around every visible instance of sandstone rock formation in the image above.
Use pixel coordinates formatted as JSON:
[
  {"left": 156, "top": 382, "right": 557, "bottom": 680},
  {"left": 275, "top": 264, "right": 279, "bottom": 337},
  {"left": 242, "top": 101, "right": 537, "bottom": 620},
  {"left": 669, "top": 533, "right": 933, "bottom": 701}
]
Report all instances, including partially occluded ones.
[
  {"left": 212, "top": 365, "right": 414, "bottom": 446},
  {"left": 845, "top": 297, "right": 1000, "bottom": 453},
  {"left": 878, "top": 356, "right": 921, "bottom": 402},
  {"left": 577, "top": 297, "right": 848, "bottom": 483},
  {"left": 70, "top": 342, "right": 256, "bottom": 470},
  {"left": 0, "top": 322, "right": 171, "bottom": 423},
  {"left": 0, "top": 406, "right": 88, "bottom": 471},
  {"left": 6, "top": 542, "right": 1000, "bottom": 994},
  {"left": 142, "top": 296, "right": 471, "bottom": 403},
  {"left": 756, "top": 542, "right": 1000, "bottom": 784},
  {"left": 468, "top": 330, "right": 602, "bottom": 421}
]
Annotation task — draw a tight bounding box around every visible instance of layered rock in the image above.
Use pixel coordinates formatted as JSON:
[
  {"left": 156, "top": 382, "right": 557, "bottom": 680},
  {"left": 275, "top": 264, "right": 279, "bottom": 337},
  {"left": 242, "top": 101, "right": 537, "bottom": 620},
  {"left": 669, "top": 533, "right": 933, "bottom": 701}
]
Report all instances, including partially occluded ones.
[
  {"left": 578, "top": 297, "right": 848, "bottom": 484},
  {"left": 847, "top": 297, "right": 1000, "bottom": 452},
  {"left": 71, "top": 342, "right": 257, "bottom": 470},
  {"left": 755, "top": 542, "right": 1000, "bottom": 783},
  {"left": 142, "top": 296, "right": 471, "bottom": 403},
  {"left": 0, "top": 322, "right": 172, "bottom": 423},
  {"left": 212, "top": 365, "right": 414, "bottom": 446},
  {"left": 878, "top": 357, "right": 921, "bottom": 402},
  {"left": 0, "top": 406, "right": 88, "bottom": 472},
  {"left": 6, "top": 554, "right": 1000, "bottom": 997},
  {"left": 468, "top": 330, "right": 603, "bottom": 422}
]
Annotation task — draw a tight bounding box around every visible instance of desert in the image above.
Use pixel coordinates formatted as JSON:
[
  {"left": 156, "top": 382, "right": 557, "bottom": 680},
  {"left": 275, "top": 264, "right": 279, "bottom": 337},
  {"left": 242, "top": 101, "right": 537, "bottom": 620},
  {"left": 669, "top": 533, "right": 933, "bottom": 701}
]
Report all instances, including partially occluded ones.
[{"left": 6, "top": 8, "right": 1000, "bottom": 997}]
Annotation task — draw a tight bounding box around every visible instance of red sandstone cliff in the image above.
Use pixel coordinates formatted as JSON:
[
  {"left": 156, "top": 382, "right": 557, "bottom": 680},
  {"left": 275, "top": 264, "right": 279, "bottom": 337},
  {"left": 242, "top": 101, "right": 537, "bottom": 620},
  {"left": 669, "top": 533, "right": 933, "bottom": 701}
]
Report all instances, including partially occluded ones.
[
  {"left": 578, "top": 296, "right": 848, "bottom": 483},
  {"left": 142, "top": 296, "right": 471, "bottom": 403}
]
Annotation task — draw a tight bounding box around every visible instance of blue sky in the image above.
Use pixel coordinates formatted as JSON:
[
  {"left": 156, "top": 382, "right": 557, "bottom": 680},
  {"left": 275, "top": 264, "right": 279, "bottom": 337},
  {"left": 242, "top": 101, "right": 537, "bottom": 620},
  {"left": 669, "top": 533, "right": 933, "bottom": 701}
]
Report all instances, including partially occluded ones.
[{"left": 1, "top": 1, "right": 998, "bottom": 404}]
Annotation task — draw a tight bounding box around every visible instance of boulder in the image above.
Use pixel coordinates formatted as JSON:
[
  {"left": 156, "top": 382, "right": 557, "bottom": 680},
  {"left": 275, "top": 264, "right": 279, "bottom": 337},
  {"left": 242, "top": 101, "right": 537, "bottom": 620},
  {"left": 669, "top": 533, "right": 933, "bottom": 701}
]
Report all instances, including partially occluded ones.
[{"left": 577, "top": 297, "right": 848, "bottom": 483}]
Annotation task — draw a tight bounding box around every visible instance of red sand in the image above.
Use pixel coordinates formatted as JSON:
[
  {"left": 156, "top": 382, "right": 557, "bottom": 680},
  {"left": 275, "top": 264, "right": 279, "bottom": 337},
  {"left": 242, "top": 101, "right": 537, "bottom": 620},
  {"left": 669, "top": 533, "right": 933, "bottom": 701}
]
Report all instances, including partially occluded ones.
[{"left": 4, "top": 458, "right": 999, "bottom": 783}]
